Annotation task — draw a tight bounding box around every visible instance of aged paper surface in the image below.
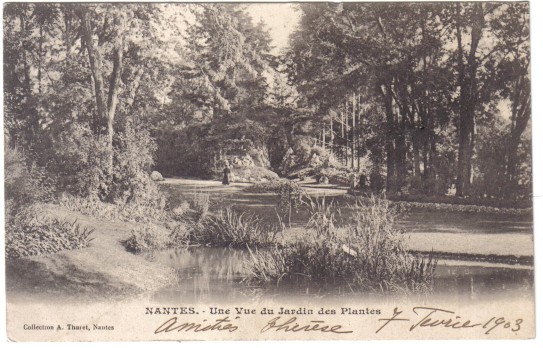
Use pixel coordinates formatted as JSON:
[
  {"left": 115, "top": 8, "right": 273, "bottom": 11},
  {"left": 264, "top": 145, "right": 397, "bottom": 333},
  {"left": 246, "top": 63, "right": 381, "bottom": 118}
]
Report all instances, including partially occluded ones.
[{"left": 2, "top": 1, "right": 538, "bottom": 342}]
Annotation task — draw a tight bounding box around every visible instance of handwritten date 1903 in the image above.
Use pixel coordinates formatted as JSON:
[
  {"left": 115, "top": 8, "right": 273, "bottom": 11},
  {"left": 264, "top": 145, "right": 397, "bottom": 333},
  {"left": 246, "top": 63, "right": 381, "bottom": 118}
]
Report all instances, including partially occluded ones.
[{"left": 376, "top": 307, "right": 523, "bottom": 335}]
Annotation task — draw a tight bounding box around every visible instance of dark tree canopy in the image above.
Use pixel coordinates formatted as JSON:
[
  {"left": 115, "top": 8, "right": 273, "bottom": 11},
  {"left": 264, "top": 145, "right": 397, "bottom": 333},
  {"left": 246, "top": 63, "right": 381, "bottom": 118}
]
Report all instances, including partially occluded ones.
[{"left": 3, "top": 2, "right": 531, "bottom": 200}]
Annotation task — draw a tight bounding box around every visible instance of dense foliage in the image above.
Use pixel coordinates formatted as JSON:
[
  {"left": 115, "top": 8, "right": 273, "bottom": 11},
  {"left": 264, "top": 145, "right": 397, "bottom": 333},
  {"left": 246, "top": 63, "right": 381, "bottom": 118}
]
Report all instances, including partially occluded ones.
[
  {"left": 5, "top": 205, "right": 94, "bottom": 259},
  {"left": 286, "top": 2, "right": 531, "bottom": 199},
  {"left": 3, "top": 2, "right": 532, "bottom": 215}
]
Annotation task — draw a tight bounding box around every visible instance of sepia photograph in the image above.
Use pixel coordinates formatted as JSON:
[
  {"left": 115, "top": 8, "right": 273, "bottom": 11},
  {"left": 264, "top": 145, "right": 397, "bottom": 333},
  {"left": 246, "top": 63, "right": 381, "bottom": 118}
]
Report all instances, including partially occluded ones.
[{"left": 3, "top": 1, "right": 535, "bottom": 341}]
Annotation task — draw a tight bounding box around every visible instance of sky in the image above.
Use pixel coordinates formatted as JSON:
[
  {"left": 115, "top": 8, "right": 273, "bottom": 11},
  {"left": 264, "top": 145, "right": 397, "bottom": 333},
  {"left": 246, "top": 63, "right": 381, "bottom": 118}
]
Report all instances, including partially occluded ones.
[{"left": 245, "top": 3, "right": 301, "bottom": 54}]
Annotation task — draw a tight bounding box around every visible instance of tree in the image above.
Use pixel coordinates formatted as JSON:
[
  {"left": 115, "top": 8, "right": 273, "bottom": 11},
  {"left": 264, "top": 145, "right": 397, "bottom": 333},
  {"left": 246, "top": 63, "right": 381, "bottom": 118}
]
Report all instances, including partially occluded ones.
[{"left": 491, "top": 3, "right": 531, "bottom": 196}]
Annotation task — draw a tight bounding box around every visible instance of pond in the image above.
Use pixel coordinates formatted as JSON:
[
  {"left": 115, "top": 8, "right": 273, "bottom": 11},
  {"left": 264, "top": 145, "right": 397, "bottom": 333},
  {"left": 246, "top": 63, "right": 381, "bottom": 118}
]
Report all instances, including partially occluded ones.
[{"left": 148, "top": 247, "right": 534, "bottom": 304}]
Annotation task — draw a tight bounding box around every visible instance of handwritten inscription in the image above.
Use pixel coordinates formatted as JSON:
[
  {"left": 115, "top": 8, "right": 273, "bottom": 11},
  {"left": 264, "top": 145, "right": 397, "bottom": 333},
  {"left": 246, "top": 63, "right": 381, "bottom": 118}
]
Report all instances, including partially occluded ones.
[
  {"left": 376, "top": 307, "right": 523, "bottom": 335},
  {"left": 155, "top": 317, "right": 239, "bottom": 333},
  {"left": 154, "top": 316, "right": 352, "bottom": 335},
  {"left": 261, "top": 316, "right": 353, "bottom": 334},
  {"left": 152, "top": 306, "right": 524, "bottom": 337}
]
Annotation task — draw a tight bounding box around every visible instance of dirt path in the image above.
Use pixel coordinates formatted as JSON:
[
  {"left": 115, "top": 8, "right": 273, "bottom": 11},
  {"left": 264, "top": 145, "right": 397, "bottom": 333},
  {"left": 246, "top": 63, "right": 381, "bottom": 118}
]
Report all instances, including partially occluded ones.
[{"left": 5, "top": 204, "right": 176, "bottom": 304}]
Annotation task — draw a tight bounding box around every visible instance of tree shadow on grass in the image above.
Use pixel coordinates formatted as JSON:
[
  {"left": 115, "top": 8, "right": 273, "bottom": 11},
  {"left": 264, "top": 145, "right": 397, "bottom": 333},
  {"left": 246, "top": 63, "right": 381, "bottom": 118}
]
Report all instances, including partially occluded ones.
[{"left": 5, "top": 254, "right": 141, "bottom": 303}]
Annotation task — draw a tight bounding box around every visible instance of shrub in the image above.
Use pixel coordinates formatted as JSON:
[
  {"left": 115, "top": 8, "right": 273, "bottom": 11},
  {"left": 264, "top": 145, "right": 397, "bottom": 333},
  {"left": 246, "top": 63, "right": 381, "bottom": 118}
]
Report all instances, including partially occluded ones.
[
  {"left": 123, "top": 222, "right": 193, "bottom": 254},
  {"left": 152, "top": 126, "right": 217, "bottom": 178},
  {"left": 123, "top": 223, "right": 172, "bottom": 254},
  {"left": 228, "top": 166, "right": 279, "bottom": 183},
  {"left": 110, "top": 127, "right": 157, "bottom": 203},
  {"left": 5, "top": 206, "right": 94, "bottom": 259},
  {"left": 41, "top": 124, "right": 110, "bottom": 198},
  {"left": 4, "top": 147, "right": 54, "bottom": 208},
  {"left": 194, "top": 207, "right": 282, "bottom": 247},
  {"left": 189, "top": 190, "right": 210, "bottom": 220},
  {"left": 41, "top": 123, "right": 162, "bottom": 208},
  {"left": 245, "top": 196, "right": 437, "bottom": 294}
]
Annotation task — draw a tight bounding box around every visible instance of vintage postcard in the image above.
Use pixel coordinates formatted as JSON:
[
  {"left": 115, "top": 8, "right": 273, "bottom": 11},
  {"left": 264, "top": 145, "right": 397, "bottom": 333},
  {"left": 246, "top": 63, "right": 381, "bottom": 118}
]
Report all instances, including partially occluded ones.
[{"left": 3, "top": 1, "right": 535, "bottom": 341}]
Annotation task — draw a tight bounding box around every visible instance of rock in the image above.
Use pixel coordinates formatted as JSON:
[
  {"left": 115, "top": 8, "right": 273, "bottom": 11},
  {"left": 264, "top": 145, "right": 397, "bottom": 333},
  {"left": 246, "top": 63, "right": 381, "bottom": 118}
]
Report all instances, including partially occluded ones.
[
  {"left": 249, "top": 148, "right": 270, "bottom": 167},
  {"left": 231, "top": 155, "right": 255, "bottom": 168},
  {"left": 150, "top": 171, "right": 164, "bottom": 181},
  {"left": 319, "top": 175, "right": 329, "bottom": 184}
]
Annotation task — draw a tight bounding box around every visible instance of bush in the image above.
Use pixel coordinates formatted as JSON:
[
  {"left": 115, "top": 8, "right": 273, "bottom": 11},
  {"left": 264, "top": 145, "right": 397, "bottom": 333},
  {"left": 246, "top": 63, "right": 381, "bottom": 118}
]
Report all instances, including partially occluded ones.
[
  {"left": 194, "top": 207, "right": 282, "bottom": 247},
  {"left": 4, "top": 147, "right": 54, "bottom": 208},
  {"left": 110, "top": 127, "right": 157, "bottom": 203},
  {"left": 123, "top": 222, "right": 193, "bottom": 254},
  {"left": 40, "top": 124, "right": 110, "bottom": 198},
  {"left": 189, "top": 190, "right": 210, "bottom": 220},
  {"left": 40, "top": 123, "right": 162, "bottom": 207},
  {"left": 5, "top": 206, "right": 94, "bottom": 259},
  {"left": 228, "top": 166, "right": 279, "bottom": 183},
  {"left": 245, "top": 196, "right": 437, "bottom": 294},
  {"left": 123, "top": 223, "right": 171, "bottom": 254}
]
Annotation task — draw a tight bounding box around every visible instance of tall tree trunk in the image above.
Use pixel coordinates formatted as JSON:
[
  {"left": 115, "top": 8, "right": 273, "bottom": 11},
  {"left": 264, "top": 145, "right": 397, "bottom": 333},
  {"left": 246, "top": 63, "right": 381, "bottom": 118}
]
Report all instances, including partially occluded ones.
[
  {"left": 64, "top": 10, "right": 72, "bottom": 57},
  {"left": 330, "top": 115, "right": 334, "bottom": 156},
  {"left": 357, "top": 93, "right": 361, "bottom": 172},
  {"left": 455, "top": 3, "right": 483, "bottom": 197},
  {"left": 506, "top": 80, "right": 531, "bottom": 195},
  {"left": 125, "top": 67, "right": 144, "bottom": 126},
  {"left": 345, "top": 100, "right": 349, "bottom": 166},
  {"left": 341, "top": 107, "right": 345, "bottom": 165},
  {"left": 322, "top": 128, "right": 326, "bottom": 149},
  {"left": 80, "top": 9, "right": 125, "bottom": 173},
  {"left": 382, "top": 84, "right": 396, "bottom": 194},
  {"left": 80, "top": 10, "right": 108, "bottom": 134},
  {"left": 395, "top": 106, "right": 407, "bottom": 191},
  {"left": 38, "top": 24, "right": 43, "bottom": 95},
  {"left": 413, "top": 129, "right": 421, "bottom": 179},
  {"left": 20, "top": 13, "right": 38, "bottom": 147},
  {"left": 351, "top": 92, "right": 356, "bottom": 169},
  {"left": 106, "top": 14, "right": 124, "bottom": 141}
]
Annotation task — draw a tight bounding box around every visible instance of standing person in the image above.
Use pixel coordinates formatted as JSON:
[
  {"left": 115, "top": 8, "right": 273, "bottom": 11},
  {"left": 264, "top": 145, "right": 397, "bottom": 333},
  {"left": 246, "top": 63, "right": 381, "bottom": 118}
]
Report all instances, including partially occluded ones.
[
  {"left": 359, "top": 174, "right": 367, "bottom": 191},
  {"left": 350, "top": 173, "right": 358, "bottom": 190},
  {"left": 222, "top": 163, "right": 231, "bottom": 185}
]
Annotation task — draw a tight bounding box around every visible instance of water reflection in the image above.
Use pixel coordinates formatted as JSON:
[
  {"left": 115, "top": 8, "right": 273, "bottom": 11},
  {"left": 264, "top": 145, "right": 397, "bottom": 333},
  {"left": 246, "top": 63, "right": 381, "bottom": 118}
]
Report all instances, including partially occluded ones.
[
  {"left": 433, "top": 265, "right": 534, "bottom": 301},
  {"left": 150, "top": 247, "right": 534, "bottom": 304},
  {"left": 149, "top": 247, "right": 253, "bottom": 303}
]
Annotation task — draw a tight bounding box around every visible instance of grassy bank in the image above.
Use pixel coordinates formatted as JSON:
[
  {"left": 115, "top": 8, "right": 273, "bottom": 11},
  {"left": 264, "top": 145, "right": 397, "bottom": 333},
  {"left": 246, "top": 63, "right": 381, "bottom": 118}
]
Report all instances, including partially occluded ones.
[{"left": 5, "top": 204, "right": 177, "bottom": 303}]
